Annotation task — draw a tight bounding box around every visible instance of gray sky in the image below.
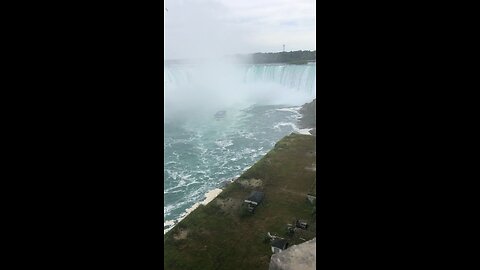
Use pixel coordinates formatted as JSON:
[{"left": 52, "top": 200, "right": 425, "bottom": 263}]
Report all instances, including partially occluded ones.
[{"left": 164, "top": 0, "right": 316, "bottom": 60}]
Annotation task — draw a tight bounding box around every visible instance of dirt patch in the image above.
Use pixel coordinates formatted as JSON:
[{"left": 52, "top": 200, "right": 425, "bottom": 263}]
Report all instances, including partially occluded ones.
[
  {"left": 238, "top": 178, "right": 263, "bottom": 189},
  {"left": 173, "top": 229, "right": 188, "bottom": 240},
  {"left": 279, "top": 187, "right": 306, "bottom": 198},
  {"left": 215, "top": 197, "right": 242, "bottom": 213}
]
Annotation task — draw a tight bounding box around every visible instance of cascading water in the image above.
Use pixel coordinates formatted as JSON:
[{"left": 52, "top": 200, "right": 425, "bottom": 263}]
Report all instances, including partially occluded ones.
[
  {"left": 164, "top": 63, "right": 316, "bottom": 96},
  {"left": 164, "top": 63, "right": 316, "bottom": 234},
  {"left": 243, "top": 63, "right": 316, "bottom": 96}
]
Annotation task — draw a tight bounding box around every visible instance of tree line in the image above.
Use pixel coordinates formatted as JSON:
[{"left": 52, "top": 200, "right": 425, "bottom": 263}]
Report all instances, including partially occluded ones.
[
  {"left": 235, "top": 50, "right": 316, "bottom": 64},
  {"left": 165, "top": 50, "right": 316, "bottom": 64}
]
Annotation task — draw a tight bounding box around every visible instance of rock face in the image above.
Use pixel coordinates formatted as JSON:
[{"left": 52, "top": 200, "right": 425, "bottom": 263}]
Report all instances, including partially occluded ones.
[
  {"left": 298, "top": 99, "right": 316, "bottom": 136},
  {"left": 268, "top": 238, "right": 316, "bottom": 270}
]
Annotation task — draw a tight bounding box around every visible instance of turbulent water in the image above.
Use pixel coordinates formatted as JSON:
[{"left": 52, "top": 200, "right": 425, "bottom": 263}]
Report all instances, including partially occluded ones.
[{"left": 164, "top": 62, "right": 316, "bottom": 233}]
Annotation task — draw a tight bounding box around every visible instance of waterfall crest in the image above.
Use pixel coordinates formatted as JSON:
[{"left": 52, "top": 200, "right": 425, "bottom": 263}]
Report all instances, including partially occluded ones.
[{"left": 164, "top": 63, "right": 316, "bottom": 96}]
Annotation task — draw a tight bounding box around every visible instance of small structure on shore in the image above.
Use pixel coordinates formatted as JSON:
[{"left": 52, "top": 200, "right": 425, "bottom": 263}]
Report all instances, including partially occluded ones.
[
  {"left": 296, "top": 220, "right": 308, "bottom": 230},
  {"left": 286, "top": 224, "right": 295, "bottom": 235},
  {"left": 271, "top": 238, "right": 289, "bottom": 254},
  {"left": 244, "top": 191, "right": 264, "bottom": 213}
]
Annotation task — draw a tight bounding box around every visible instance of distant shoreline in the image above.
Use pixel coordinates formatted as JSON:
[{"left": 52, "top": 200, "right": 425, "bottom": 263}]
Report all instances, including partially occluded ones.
[{"left": 165, "top": 50, "right": 316, "bottom": 65}]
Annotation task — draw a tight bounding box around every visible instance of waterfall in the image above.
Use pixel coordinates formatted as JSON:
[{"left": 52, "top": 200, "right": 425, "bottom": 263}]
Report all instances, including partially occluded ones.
[
  {"left": 164, "top": 63, "right": 316, "bottom": 96},
  {"left": 243, "top": 63, "right": 316, "bottom": 96}
]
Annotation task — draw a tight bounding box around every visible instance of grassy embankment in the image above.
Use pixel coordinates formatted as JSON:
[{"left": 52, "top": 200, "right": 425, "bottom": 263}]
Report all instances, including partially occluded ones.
[{"left": 164, "top": 133, "right": 316, "bottom": 269}]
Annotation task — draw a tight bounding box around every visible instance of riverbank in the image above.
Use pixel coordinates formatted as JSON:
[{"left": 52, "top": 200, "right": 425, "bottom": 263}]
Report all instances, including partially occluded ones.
[
  {"left": 164, "top": 99, "right": 316, "bottom": 270},
  {"left": 164, "top": 188, "right": 223, "bottom": 234},
  {"left": 299, "top": 99, "right": 316, "bottom": 135}
]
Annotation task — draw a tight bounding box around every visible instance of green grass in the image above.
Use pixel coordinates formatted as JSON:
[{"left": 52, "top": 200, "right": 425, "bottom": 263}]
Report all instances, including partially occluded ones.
[{"left": 164, "top": 133, "right": 316, "bottom": 270}]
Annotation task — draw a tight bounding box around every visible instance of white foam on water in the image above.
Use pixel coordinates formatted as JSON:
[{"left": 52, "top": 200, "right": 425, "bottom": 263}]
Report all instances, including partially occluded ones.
[
  {"left": 296, "top": 128, "right": 313, "bottom": 135},
  {"left": 214, "top": 139, "right": 234, "bottom": 148},
  {"left": 273, "top": 121, "right": 313, "bottom": 136},
  {"left": 164, "top": 220, "right": 175, "bottom": 227},
  {"left": 275, "top": 107, "right": 302, "bottom": 114},
  {"left": 164, "top": 219, "right": 177, "bottom": 234},
  {"left": 273, "top": 122, "right": 297, "bottom": 130}
]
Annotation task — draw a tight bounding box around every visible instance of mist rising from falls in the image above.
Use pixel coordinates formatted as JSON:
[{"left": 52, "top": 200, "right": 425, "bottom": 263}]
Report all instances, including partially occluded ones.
[{"left": 164, "top": 61, "right": 316, "bottom": 123}]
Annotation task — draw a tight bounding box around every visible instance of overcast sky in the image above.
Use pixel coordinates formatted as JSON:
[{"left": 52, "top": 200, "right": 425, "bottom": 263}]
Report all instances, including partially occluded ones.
[{"left": 164, "top": 0, "right": 316, "bottom": 60}]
